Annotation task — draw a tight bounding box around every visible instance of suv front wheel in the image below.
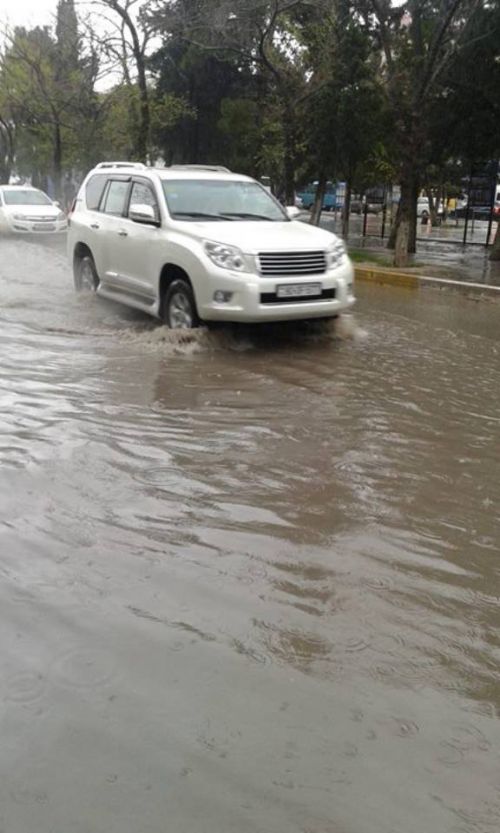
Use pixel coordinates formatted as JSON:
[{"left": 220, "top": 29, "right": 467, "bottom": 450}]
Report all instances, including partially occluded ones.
[{"left": 164, "top": 279, "right": 199, "bottom": 329}]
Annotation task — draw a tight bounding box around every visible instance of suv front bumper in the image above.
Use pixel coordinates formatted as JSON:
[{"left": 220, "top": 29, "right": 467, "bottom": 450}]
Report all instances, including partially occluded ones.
[
  {"left": 8, "top": 219, "right": 68, "bottom": 234},
  {"left": 198, "top": 258, "right": 355, "bottom": 323}
]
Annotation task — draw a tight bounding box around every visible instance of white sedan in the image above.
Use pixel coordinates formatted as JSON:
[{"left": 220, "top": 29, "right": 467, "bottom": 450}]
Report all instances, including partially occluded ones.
[{"left": 0, "top": 185, "right": 67, "bottom": 234}]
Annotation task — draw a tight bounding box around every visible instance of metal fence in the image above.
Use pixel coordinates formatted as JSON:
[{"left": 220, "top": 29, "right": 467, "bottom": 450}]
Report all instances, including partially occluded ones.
[{"left": 358, "top": 203, "right": 498, "bottom": 248}]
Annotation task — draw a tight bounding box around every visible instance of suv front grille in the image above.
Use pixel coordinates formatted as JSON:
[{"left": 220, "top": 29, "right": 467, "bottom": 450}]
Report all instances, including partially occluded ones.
[{"left": 258, "top": 250, "right": 326, "bottom": 276}]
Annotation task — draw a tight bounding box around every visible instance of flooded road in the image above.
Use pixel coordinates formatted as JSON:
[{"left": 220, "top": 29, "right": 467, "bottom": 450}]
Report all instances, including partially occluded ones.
[{"left": 1, "top": 236, "right": 500, "bottom": 833}]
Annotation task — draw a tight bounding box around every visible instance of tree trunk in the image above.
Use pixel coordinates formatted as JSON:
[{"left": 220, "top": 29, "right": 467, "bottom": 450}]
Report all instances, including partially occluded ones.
[
  {"left": 309, "top": 173, "right": 326, "bottom": 226},
  {"left": 282, "top": 101, "right": 296, "bottom": 205},
  {"left": 0, "top": 121, "right": 15, "bottom": 184},
  {"left": 441, "top": 182, "right": 448, "bottom": 223},
  {"left": 408, "top": 178, "right": 418, "bottom": 253},
  {"left": 342, "top": 177, "right": 352, "bottom": 239},
  {"left": 425, "top": 187, "right": 438, "bottom": 226},
  {"left": 490, "top": 225, "right": 500, "bottom": 261},
  {"left": 394, "top": 168, "right": 418, "bottom": 266},
  {"left": 53, "top": 122, "right": 62, "bottom": 200},
  {"left": 395, "top": 217, "right": 410, "bottom": 266},
  {"left": 107, "top": 1, "right": 151, "bottom": 161},
  {"left": 135, "top": 53, "right": 150, "bottom": 161},
  {"left": 283, "top": 141, "right": 295, "bottom": 204},
  {"left": 0, "top": 161, "right": 10, "bottom": 185},
  {"left": 394, "top": 177, "right": 414, "bottom": 267},
  {"left": 387, "top": 199, "right": 401, "bottom": 249}
]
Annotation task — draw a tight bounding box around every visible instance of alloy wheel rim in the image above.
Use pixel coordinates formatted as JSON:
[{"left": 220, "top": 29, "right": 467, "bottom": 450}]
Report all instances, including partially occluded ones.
[
  {"left": 80, "top": 262, "right": 95, "bottom": 291},
  {"left": 169, "top": 292, "right": 193, "bottom": 329}
]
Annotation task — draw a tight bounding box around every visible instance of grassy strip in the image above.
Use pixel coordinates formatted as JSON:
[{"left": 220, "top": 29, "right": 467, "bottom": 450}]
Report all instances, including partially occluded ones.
[
  {"left": 348, "top": 248, "right": 394, "bottom": 267},
  {"left": 348, "top": 248, "right": 430, "bottom": 269}
]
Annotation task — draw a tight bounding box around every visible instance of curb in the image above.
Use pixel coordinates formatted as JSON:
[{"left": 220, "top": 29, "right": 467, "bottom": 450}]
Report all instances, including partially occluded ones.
[{"left": 354, "top": 265, "right": 500, "bottom": 296}]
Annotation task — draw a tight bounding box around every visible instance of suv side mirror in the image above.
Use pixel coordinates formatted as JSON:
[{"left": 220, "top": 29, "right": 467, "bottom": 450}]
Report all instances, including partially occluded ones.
[
  {"left": 286, "top": 205, "right": 301, "bottom": 219},
  {"left": 129, "top": 203, "right": 159, "bottom": 226}
]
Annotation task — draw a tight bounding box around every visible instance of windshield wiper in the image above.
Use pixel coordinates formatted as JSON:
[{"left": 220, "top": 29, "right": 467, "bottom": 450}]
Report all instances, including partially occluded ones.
[
  {"left": 220, "top": 212, "right": 280, "bottom": 221},
  {"left": 171, "top": 211, "right": 233, "bottom": 221}
]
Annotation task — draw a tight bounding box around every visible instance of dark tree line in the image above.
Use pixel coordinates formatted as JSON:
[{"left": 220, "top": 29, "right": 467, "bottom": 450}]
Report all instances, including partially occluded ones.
[{"left": 0, "top": 0, "right": 498, "bottom": 262}]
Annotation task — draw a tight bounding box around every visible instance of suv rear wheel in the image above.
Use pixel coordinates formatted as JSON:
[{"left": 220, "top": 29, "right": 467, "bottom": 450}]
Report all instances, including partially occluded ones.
[
  {"left": 164, "top": 279, "right": 199, "bottom": 329},
  {"left": 75, "top": 254, "right": 99, "bottom": 292}
]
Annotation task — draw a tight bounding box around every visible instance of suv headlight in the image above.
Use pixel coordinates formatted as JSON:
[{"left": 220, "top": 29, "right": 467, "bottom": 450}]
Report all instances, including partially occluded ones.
[
  {"left": 204, "top": 240, "right": 246, "bottom": 271},
  {"left": 326, "top": 239, "right": 346, "bottom": 267}
]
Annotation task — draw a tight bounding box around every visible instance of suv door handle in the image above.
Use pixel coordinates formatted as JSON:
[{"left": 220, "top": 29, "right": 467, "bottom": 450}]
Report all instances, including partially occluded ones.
[
  {"left": 118, "top": 230, "right": 128, "bottom": 237},
  {"left": 90, "top": 222, "right": 100, "bottom": 229}
]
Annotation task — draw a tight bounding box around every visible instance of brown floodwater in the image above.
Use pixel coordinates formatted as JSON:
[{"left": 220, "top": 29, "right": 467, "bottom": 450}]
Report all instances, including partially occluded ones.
[{"left": 1, "top": 236, "right": 499, "bottom": 833}]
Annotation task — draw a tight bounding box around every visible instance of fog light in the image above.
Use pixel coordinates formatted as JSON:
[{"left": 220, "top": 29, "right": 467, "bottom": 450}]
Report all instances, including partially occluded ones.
[{"left": 213, "top": 290, "right": 233, "bottom": 303}]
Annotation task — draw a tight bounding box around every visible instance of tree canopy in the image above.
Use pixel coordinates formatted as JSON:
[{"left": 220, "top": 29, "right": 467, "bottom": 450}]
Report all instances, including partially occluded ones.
[{"left": 0, "top": 0, "right": 498, "bottom": 262}]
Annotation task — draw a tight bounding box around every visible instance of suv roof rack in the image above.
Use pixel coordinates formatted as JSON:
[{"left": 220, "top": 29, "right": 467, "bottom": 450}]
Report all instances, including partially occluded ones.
[
  {"left": 95, "top": 161, "right": 147, "bottom": 170},
  {"left": 168, "top": 164, "right": 231, "bottom": 173}
]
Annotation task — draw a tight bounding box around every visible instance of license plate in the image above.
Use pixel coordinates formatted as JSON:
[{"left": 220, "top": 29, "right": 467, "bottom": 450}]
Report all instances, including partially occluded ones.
[
  {"left": 33, "top": 223, "right": 55, "bottom": 231},
  {"left": 276, "top": 282, "right": 322, "bottom": 298}
]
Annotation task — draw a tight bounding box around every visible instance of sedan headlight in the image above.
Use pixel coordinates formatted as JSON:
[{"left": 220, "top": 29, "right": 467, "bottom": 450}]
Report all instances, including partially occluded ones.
[
  {"left": 13, "top": 213, "right": 27, "bottom": 220},
  {"left": 57, "top": 211, "right": 66, "bottom": 222},
  {"left": 204, "top": 240, "right": 247, "bottom": 271},
  {"left": 326, "top": 239, "right": 346, "bottom": 267}
]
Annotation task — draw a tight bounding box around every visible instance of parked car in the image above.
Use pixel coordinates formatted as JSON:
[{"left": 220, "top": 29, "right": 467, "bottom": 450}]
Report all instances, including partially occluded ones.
[
  {"left": 68, "top": 162, "right": 355, "bottom": 328},
  {"left": 296, "top": 182, "right": 340, "bottom": 211},
  {"left": 417, "top": 196, "right": 446, "bottom": 219},
  {"left": 366, "top": 201, "right": 384, "bottom": 214},
  {"left": 363, "top": 187, "right": 385, "bottom": 214},
  {"left": 0, "top": 185, "right": 67, "bottom": 234},
  {"left": 417, "top": 197, "right": 433, "bottom": 217},
  {"left": 417, "top": 197, "right": 430, "bottom": 218}
]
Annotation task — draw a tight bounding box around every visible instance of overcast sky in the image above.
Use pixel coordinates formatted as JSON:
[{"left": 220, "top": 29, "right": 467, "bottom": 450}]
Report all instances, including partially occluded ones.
[
  {"left": 0, "top": 0, "right": 60, "bottom": 29},
  {"left": 0, "top": 0, "right": 149, "bottom": 91}
]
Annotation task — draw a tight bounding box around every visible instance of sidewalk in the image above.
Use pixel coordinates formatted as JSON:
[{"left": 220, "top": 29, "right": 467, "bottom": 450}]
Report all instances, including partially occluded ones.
[
  {"left": 354, "top": 263, "right": 500, "bottom": 299},
  {"left": 350, "top": 241, "right": 500, "bottom": 287},
  {"left": 305, "top": 211, "right": 500, "bottom": 286}
]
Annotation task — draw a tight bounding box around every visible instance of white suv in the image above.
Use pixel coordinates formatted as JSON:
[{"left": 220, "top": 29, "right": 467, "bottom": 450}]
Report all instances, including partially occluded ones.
[{"left": 68, "top": 162, "right": 355, "bottom": 328}]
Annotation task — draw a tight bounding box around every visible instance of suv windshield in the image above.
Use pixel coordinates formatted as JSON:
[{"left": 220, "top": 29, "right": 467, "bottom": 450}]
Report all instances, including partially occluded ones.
[
  {"left": 162, "top": 179, "right": 287, "bottom": 222},
  {"left": 2, "top": 189, "right": 52, "bottom": 206}
]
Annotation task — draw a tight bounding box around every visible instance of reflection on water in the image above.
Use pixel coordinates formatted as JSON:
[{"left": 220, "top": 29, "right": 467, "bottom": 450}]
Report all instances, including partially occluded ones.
[{"left": 1, "top": 237, "right": 500, "bottom": 833}]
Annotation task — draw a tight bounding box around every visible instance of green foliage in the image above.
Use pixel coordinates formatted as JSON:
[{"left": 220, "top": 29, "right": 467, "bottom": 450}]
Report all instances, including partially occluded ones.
[
  {"left": 0, "top": 0, "right": 497, "bottom": 239},
  {"left": 433, "top": 0, "right": 500, "bottom": 163},
  {"left": 0, "top": 8, "right": 101, "bottom": 191},
  {"left": 217, "top": 98, "right": 260, "bottom": 174},
  {"left": 96, "top": 85, "right": 140, "bottom": 161},
  {"left": 150, "top": 37, "right": 256, "bottom": 164}
]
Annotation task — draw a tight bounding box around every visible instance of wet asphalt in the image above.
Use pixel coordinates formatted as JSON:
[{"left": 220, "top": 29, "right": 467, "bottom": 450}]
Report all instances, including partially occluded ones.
[{"left": 0, "top": 233, "right": 499, "bottom": 833}]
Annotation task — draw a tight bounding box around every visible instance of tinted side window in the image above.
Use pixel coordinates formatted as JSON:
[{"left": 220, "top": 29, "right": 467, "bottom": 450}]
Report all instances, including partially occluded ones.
[
  {"left": 102, "top": 180, "right": 130, "bottom": 216},
  {"left": 86, "top": 174, "right": 109, "bottom": 211},
  {"left": 129, "top": 181, "right": 159, "bottom": 221}
]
